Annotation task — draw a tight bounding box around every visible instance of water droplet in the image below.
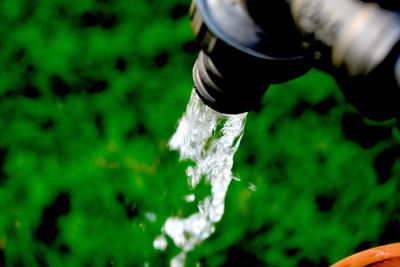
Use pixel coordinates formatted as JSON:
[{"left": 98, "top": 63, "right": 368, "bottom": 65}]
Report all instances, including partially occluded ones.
[
  {"left": 248, "top": 183, "right": 257, "bottom": 191},
  {"left": 232, "top": 176, "right": 241, "bottom": 181},
  {"left": 153, "top": 235, "right": 168, "bottom": 251},
  {"left": 145, "top": 212, "right": 157, "bottom": 222},
  {"left": 184, "top": 194, "right": 195, "bottom": 202}
]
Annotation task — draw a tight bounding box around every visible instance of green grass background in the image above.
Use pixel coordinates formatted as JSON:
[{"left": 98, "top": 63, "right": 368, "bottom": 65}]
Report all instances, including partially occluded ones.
[{"left": 0, "top": 0, "right": 399, "bottom": 266}]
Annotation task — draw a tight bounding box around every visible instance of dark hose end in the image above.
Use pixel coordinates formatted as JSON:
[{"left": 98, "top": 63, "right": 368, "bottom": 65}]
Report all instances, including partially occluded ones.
[
  {"left": 190, "top": 0, "right": 312, "bottom": 114},
  {"left": 193, "top": 52, "right": 269, "bottom": 114},
  {"left": 335, "top": 40, "right": 400, "bottom": 121}
]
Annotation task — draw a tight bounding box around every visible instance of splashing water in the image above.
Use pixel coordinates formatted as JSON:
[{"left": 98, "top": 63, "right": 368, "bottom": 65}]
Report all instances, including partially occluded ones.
[{"left": 154, "top": 89, "right": 247, "bottom": 266}]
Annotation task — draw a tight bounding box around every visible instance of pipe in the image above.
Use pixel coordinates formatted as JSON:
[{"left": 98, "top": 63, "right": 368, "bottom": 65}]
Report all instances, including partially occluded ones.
[
  {"left": 191, "top": 0, "right": 400, "bottom": 120},
  {"left": 287, "top": 0, "right": 400, "bottom": 120}
]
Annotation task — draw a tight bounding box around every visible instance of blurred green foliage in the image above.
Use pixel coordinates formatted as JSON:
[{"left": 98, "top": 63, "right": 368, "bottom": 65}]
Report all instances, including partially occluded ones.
[{"left": 0, "top": 0, "right": 399, "bottom": 266}]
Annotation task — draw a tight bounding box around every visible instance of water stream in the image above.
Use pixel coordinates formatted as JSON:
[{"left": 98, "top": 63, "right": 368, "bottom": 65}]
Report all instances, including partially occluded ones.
[{"left": 154, "top": 89, "right": 247, "bottom": 266}]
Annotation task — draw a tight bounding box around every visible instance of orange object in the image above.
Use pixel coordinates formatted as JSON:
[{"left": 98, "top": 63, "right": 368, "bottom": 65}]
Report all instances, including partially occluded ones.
[{"left": 332, "top": 243, "right": 400, "bottom": 267}]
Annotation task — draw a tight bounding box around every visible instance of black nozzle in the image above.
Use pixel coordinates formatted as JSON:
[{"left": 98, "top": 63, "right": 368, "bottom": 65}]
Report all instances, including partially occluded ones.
[
  {"left": 190, "top": 0, "right": 311, "bottom": 114},
  {"left": 193, "top": 51, "right": 270, "bottom": 114}
]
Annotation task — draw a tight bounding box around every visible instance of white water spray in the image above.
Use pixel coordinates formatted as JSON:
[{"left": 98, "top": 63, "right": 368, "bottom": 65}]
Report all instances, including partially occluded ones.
[{"left": 154, "top": 89, "right": 247, "bottom": 266}]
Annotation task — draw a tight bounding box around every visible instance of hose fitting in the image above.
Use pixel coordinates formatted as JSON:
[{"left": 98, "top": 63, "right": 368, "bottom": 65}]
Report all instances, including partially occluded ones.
[{"left": 191, "top": 0, "right": 311, "bottom": 114}]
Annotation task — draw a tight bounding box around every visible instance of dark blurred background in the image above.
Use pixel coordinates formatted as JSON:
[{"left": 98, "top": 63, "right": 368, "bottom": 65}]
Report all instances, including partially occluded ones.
[{"left": 0, "top": 0, "right": 399, "bottom": 266}]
